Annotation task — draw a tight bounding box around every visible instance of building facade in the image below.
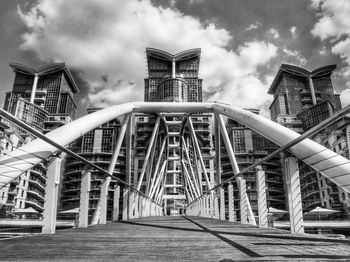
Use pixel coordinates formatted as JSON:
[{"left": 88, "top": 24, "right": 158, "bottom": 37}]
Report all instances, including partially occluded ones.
[
  {"left": 268, "top": 64, "right": 349, "bottom": 215},
  {"left": 0, "top": 63, "right": 78, "bottom": 214},
  {"left": 60, "top": 109, "right": 125, "bottom": 221},
  {"left": 133, "top": 48, "right": 214, "bottom": 215},
  {"left": 221, "top": 111, "right": 286, "bottom": 221}
]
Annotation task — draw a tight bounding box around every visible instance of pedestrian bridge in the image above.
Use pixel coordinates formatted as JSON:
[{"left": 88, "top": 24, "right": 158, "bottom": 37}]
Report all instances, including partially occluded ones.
[
  {"left": 1, "top": 101, "right": 350, "bottom": 260},
  {"left": 1, "top": 216, "right": 350, "bottom": 261}
]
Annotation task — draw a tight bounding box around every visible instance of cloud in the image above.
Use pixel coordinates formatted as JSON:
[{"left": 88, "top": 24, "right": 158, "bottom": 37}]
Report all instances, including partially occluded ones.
[
  {"left": 290, "top": 26, "right": 297, "bottom": 37},
  {"left": 246, "top": 21, "right": 261, "bottom": 31},
  {"left": 18, "top": 0, "right": 277, "bottom": 111},
  {"left": 282, "top": 48, "right": 307, "bottom": 65},
  {"left": 319, "top": 46, "right": 328, "bottom": 55},
  {"left": 340, "top": 89, "right": 350, "bottom": 106},
  {"left": 311, "top": 0, "right": 350, "bottom": 88},
  {"left": 311, "top": 0, "right": 350, "bottom": 40},
  {"left": 267, "top": 28, "right": 279, "bottom": 39}
]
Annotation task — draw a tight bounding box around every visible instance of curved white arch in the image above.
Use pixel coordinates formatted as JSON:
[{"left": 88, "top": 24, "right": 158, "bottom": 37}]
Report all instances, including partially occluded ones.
[{"left": 1, "top": 102, "right": 350, "bottom": 193}]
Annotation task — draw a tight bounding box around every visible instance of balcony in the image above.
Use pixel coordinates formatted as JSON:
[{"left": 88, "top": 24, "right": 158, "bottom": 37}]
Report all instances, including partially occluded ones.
[
  {"left": 25, "top": 199, "right": 44, "bottom": 211},
  {"left": 28, "top": 179, "right": 45, "bottom": 191},
  {"left": 27, "top": 189, "right": 45, "bottom": 200}
]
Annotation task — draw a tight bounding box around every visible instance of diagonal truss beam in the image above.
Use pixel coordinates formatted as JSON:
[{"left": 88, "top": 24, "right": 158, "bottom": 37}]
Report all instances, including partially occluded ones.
[
  {"left": 91, "top": 114, "right": 131, "bottom": 224},
  {"left": 181, "top": 136, "right": 201, "bottom": 195},
  {"left": 148, "top": 138, "right": 167, "bottom": 197},
  {"left": 137, "top": 117, "right": 161, "bottom": 191},
  {"left": 187, "top": 117, "right": 211, "bottom": 190},
  {"left": 150, "top": 160, "right": 167, "bottom": 199}
]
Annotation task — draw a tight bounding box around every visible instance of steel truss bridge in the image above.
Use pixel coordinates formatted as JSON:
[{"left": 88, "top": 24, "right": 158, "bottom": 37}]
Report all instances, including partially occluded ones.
[{"left": 1, "top": 102, "right": 350, "bottom": 260}]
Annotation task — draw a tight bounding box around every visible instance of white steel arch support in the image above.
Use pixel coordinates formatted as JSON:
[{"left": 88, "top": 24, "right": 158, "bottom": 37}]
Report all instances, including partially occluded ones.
[{"left": 1, "top": 102, "right": 350, "bottom": 194}]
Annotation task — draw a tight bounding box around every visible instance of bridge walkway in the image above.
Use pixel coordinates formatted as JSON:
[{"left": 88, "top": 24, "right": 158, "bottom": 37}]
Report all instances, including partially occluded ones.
[{"left": 0, "top": 216, "right": 350, "bottom": 261}]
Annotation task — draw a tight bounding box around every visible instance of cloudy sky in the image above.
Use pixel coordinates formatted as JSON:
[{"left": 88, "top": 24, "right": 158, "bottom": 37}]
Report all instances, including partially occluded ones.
[{"left": 0, "top": 0, "right": 349, "bottom": 117}]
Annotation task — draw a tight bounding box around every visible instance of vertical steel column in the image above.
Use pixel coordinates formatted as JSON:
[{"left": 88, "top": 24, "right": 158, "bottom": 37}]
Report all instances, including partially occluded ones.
[
  {"left": 137, "top": 117, "right": 160, "bottom": 191},
  {"left": 284, "top": 156, "right": 304, "bottom": 234},
  {"left": 256, "top": 166, "right": 268, "bottom": 228},
  {"left": 30, "top": 73, "right": 39, "bottom": 104},
  {"left": 228, "top": 183, "right": 235, "bottom": 222},
  {"left": 42, "top": 156, "right": 61, "bottom": 234},
  {"left": 219, "top": 188, "right": 225, "bottom": 220},
  {"left": 308, "top": 77, "right": 317, "bottom": 105},
  {"left": 187, "top": 118, "right": 211, "bottom": 190},
  {"left": 112, "top": 185, "right": 120, "bottom": 221},
  {"left": 122, "top": 188, "right": 128, "bottom": 220},
  {"left": 79, "top": 169, "right": 91, "bottom": 228}
]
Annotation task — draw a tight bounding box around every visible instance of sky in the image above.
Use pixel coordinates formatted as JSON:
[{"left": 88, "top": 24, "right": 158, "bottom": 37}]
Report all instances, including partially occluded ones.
[{"left": 0, "top": 0, "right": 350, "bottom": 118}]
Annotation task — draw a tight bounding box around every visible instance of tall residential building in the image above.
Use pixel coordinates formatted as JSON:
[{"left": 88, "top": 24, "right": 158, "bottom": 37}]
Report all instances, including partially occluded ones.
[
  {"left": 0, "top": 63, "right": 78, "bottom": 214},
  {"left": 133, "top": 48, "right": 214, "bottom": 215},
  {"left": 268, "top": 64, "right": 349, "bottom": 214},
  {"left": 60, "top": 109, "right": 125, "bottom": 221},
  {"left": 221, "top": 111, "right": 286, "bottom": 220}
]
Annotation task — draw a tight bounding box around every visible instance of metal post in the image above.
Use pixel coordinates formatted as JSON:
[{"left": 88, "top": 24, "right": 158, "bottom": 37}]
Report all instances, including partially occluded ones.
[
  {"left": 137, "top": 117, "right": 160, "bottom": 190},
  {"left": 228, "top": 183, "right": 235, "bottom": 222},
  {"left": 42, "top": 156, "right": 61, "bottom": 234},
  {"left": 79, "top": 169, "right": 91, "bottom": 228},
  {"left": 134, "top": 193, "right": 139, "bottom": 219},
  {"left": 219, "top": 187, "right": 225, "bottom": 220},
  {"left": 238, "top": 177, "right": 248, "bottom": 224},
  {"left": 256, "top": 166, "right": 268, "bottom": 228},
  {"left": 284, "top": 156, "right": 304, "bottom": 234},
  {"left": 214, "top": 192, "right": 220, "bottom": 219},
  {"left": 122, "top": 188, "right": 128, "bottom": 220},
  {"left": 128, "top": 191, "right": 135, "bottom": 219},
  {"left": 112, "top": 185, "right": 120, "bottom": 221}
]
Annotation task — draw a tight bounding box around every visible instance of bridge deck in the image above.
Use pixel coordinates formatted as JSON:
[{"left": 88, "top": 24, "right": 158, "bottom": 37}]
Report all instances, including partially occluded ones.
[{"left": 0, "top": 216, "right": 349, "bottom": 261}]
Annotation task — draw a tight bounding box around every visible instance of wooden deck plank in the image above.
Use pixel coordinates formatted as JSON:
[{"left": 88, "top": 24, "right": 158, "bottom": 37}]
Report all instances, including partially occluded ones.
[{"left": 0, "top": 216, "right": 349, "bottom": 261}]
